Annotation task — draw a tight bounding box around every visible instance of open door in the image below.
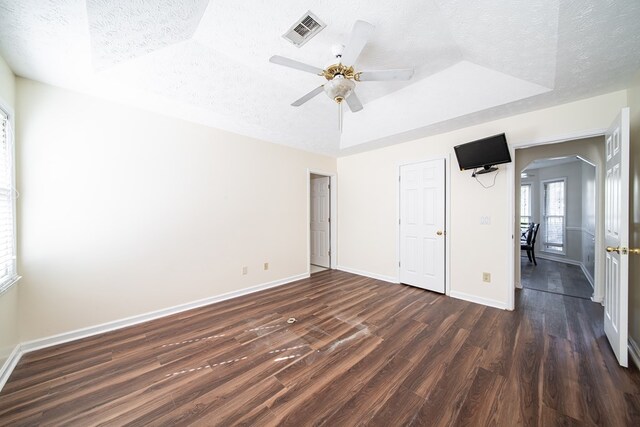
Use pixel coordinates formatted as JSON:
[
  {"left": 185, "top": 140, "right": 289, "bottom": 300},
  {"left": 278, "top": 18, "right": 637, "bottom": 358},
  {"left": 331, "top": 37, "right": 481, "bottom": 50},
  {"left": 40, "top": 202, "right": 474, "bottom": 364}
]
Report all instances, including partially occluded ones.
[
  {"left": 604, "top": 108, "right": 630, "bottom": 367},
  {"left": 310, "top": 175, "right": 330, "bottom": 268}
]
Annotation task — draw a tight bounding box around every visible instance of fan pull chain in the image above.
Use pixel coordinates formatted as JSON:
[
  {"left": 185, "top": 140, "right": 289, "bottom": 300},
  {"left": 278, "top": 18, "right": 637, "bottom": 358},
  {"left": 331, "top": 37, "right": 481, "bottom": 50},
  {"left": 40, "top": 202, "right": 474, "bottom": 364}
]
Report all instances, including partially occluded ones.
[{"left": 338, "top": 102, "right": 343, "bottom": 133}]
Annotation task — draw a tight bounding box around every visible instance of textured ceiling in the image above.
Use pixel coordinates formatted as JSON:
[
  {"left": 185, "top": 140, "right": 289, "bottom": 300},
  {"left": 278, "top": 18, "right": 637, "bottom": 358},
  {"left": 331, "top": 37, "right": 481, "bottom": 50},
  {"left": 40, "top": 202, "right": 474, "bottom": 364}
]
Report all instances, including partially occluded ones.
[{"left": 0, "top": 0, "right": 639, "bottom": 156}]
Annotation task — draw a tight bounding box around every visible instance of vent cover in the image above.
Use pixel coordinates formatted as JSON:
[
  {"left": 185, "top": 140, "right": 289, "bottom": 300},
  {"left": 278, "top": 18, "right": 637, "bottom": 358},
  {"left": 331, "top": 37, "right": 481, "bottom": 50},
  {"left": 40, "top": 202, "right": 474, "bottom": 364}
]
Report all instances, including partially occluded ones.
[{"left": 283, "top": 11, "right": 326, "bottom": 47}]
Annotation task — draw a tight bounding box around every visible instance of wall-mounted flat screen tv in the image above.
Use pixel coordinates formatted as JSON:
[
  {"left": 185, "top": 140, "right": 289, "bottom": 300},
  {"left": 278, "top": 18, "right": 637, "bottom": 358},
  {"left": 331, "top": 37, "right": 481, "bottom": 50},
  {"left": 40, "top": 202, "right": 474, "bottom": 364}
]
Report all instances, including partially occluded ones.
[{"left": 454, "top": 133, "right": 511, "bottom": 174}]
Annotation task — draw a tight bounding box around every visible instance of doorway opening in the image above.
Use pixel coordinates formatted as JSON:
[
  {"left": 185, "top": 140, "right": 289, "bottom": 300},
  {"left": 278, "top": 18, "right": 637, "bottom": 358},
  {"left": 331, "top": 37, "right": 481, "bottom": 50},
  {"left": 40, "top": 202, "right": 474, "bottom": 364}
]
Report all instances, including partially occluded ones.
[
  {"left": 519, "top": 155, "right": 596, "bottom": 299},
  {"left": 514, "top": 135, "right": 605, "bottom": 302},
  {"left": 309, "top": 172, "right": 334, "bottom": 275}
]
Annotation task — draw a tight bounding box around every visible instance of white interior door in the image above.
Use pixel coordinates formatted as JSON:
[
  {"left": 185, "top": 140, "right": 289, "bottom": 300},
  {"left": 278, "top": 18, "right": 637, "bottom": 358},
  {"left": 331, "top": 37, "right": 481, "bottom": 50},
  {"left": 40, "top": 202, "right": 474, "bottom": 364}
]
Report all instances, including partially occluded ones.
[
  {"left": 400, "top": 159, "right": 446, "bottom": 293},
  {"left": 604, "top": 108, "right": 630, "bottom": 367},
  {"left": 310, "top": 176, "right": 330, "bottom": 268}
]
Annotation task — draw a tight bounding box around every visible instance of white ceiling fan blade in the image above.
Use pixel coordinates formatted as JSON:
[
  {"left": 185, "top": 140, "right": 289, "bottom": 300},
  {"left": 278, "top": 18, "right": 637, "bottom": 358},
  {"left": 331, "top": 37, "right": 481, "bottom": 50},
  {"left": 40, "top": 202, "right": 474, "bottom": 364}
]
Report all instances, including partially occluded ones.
[
  {"left": 269, "top": 55, "right": 323, "bottom": 75},
  {"left": 291, "top": 85, "right": 324, "bottom": 106},
  {"left": 340, "top": 20, "right": 375, "bottom": 65},
  {"left": 357, "top": 69, "right": 414, "bottom": 81},
  {"left": 345, "top": 91, "right": 363, "bottom": 113}
]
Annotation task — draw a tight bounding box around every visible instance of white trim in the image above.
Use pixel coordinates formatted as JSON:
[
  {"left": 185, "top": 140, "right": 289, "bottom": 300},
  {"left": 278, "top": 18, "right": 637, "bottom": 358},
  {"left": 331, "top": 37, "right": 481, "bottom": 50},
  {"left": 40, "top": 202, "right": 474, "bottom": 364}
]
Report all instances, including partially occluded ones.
[
  {"left": 337, "top": 265, "right": 399, "bottom": 284},
  {"left": 19, "top": 273, "right": 308, "bottom": 354},
  {"left": 449, "top": 290, "right": 507, "bottom": 310},
  {"left": 629, "top": 337, "right": 640, "bottom": 371},
  {"left": 0, "top": 344, "right": 22, "bottom": 392},
  {"left": 0, "top": 275, "right": 21, "bottom": 296},
  {"left": 510, "top": 129, "right": 607, "bottom": 149},
  {"left": 565, "top": 226, "right": 596, "bottom": 239},
  {"left": 445, "top": 155, "right": 452, "bottom": 296},
  {"left": 536, "top": 253, "right": 582, "bottom": 266},
  {"left": 307, "top": 169, "right": 337, "bottom": 274},
  {"left": 580, "top": 263, "right": 595, "bottom": 289},
  {"left": 507, "top": 150, "right": 516, "bottom": 310},
  {"left": 0, "top": 101, "right": 18, "bottom": 296},
  {"left": 540, "top": 176, "right": 567, "bottom": 256}
]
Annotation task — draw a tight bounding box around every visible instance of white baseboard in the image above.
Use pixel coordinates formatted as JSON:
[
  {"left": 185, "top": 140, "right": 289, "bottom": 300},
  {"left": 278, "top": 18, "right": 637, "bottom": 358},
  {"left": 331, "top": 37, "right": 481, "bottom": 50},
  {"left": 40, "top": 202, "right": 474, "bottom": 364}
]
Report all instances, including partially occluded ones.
[
  {"left": 629, "top": 337, "right": 640, "bottom": 371},
  {"left": 536, "top": 253, "right": 582, "bottom": 266},
  {"left": 19, "top": 273, "right": 309, "bottom": 355},
  {"left": 336, "top": 266, "right": 399, "bottom": 284},
  {"left": 0, "top": 344, "right": 23, "bottom": 392},
  {"left": 449, "top": 290, "right": 507, "bottom": 310},
  {"left": 579, "top": 263, "right": 595, "bottom": 289}
]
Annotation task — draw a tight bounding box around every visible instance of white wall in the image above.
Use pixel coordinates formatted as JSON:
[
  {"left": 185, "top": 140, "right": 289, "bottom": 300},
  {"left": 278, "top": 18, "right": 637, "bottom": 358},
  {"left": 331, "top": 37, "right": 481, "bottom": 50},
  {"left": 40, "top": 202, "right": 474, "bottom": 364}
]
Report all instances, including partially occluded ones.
[
  {"left": 338, "top": 91, "right": 626, "bottom": 309},
  {"left": 16, "top": 78, "right": 336, "bottom": 342},
  {"left": 0, "top": 54, "right": 18, "bottom": 370}
]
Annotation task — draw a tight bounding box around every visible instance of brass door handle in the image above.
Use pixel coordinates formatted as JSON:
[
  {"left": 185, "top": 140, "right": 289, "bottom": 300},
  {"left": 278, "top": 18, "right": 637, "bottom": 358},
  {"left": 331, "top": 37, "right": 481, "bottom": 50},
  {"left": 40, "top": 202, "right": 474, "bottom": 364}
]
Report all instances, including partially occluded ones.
[
  {"left": 606, "top": 246, "right": 640, "bottom": 255},
  {"left": 436, "top": 231, "right": 444, "bottom": 236}
]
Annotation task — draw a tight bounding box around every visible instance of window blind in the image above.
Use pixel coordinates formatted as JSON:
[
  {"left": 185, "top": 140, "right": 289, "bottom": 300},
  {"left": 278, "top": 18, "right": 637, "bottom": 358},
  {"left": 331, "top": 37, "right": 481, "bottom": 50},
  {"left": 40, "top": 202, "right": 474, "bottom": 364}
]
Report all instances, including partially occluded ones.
[
  {"left": 520, "top": 184, "right": 532, "bottom": 224},
  {"left": 543, "top": 180, "right": 565, "bottom": 253},
  {"left": 0, "top": 107, "right": 17, "bottom": 292}
]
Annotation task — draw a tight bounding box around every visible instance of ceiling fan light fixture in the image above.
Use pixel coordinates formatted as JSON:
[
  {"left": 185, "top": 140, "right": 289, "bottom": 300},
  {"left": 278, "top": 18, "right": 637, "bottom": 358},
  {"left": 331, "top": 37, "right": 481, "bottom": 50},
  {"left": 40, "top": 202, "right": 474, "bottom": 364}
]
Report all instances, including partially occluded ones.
[{"left": 324, "top": 75, "right": 355, "bottom": 103}]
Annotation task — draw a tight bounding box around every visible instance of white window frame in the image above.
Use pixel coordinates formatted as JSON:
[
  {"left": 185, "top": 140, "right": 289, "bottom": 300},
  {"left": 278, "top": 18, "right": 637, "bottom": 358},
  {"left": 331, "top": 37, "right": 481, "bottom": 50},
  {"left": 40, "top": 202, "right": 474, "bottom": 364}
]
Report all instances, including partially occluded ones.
[
  {"left": 0, "top": 99, "right": 19, "bottom": 295},
  {"left": 540, "top": 177, "right": 567, "bottom": 255},
  {"left": 520, "top": 183, "right": 532, "bottom": 225}
]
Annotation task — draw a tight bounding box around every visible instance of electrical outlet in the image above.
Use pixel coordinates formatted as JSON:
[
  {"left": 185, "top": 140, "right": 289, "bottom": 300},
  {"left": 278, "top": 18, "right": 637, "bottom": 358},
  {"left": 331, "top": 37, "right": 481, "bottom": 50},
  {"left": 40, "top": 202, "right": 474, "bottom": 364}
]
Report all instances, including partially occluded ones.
[
  {"left": 242, "top": 266, "right": 248, "bottom": 275},
  {"left": 480, "top": 216, "right": 491, "bottom": 225},
  {"left": 482, "top": 272, "right": 491, "bottom": 283},
  {"left": 264, "top": 262, "right": 269, "bottom": 271}
]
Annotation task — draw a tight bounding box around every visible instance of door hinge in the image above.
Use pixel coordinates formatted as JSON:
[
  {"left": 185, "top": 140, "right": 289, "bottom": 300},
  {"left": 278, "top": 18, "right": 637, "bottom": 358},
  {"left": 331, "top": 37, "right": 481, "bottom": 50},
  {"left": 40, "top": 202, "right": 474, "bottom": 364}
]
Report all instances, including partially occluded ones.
[
  {"left": 328, "top": 217, "right": 331, "bottom": 223},
  {"left": 399, "top": 261, "right": 401, "bottom": 267},
  {"left": 328, "top": 184, "right": 331, "bottom": 190},
  {"left": 399, "top": 219, "right": 401, "bottom": 225},
  {"left": 328, "top": 250, "right": 331, "bottom": 256}
]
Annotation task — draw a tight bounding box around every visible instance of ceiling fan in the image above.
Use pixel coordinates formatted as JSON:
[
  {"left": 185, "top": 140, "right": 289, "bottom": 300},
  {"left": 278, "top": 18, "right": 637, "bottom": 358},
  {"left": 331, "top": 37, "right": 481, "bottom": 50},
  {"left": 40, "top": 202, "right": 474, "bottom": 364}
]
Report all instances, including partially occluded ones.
[{"left": 269, "top": 20, "right": 414, "bottom": 130}]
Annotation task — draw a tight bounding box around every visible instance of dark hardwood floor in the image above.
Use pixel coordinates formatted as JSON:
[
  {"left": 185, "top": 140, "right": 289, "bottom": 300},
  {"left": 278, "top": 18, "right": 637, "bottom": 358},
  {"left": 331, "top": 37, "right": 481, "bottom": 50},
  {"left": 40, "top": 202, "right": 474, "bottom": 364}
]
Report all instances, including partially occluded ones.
[
  {"left": 522, "top": 258, "right": 594, "bottom": 299},
  {"left": 1, "top": 270, "right": 639, "bottom": 426}
]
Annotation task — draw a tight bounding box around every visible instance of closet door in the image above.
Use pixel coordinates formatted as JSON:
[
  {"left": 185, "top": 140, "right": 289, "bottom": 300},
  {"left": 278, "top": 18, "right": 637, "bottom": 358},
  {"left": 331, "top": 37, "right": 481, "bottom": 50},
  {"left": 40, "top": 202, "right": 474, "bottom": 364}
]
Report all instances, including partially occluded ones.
[{"left": 399, "top": 159, "right": 446, "bottom": 293}]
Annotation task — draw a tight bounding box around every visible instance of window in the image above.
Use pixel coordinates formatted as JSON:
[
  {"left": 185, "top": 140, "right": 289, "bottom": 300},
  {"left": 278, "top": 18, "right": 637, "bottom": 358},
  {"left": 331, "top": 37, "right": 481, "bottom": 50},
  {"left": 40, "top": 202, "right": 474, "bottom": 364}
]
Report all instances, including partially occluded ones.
[
  {"left": 0, "top": 106, "right": 17, "bottom": 293},
  {"left": 520, "top": 184, "right": 532, "bottom": 225},
  {"left": 542, "top": 178, "right": 566, "bottom": 254}
]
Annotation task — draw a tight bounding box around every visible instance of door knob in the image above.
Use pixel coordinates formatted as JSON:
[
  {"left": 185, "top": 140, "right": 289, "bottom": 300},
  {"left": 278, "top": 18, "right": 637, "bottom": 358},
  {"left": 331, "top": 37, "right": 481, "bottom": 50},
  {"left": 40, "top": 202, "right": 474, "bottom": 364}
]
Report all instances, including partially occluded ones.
[
  {"left": 606, "top": 246, "right": 640, "bottom": 255},
  {"left": 436, "top": 231, "right": 443, "bottom": 236}
]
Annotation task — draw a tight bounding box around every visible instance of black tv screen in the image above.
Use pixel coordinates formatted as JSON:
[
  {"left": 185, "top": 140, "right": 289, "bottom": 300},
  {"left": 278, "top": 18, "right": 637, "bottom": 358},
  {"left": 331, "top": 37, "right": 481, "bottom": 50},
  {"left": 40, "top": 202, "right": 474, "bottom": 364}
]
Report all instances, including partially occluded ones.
[{"left": 454, "top": 133, "right": 511, "bottom": 171}]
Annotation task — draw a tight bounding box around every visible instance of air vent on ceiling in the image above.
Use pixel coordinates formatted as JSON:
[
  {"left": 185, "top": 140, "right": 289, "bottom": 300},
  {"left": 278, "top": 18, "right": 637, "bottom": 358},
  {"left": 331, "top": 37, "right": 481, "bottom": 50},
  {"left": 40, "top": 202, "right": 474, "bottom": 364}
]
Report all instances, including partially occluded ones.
[{"left": 282, "top": 11, "right": 326, "bottom": 47}]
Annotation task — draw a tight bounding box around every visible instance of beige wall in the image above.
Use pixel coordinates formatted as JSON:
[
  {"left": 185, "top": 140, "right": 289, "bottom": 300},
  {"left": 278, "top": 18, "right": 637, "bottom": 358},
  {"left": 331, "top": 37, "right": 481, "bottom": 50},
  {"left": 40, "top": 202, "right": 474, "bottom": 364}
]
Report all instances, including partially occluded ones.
[
  {"left": 337, "top": 91, "right": 627, "bottom": 309},
  {"left": 16, "top": 78, "right": 336, "bottom": 341},
  {"left": 629, "top": 71, "right": 640, "bottom": 348},
  {"left": 515, "top": 137, "right": 604, "bottom": 293},
  {"left": 0, "top": 54, "right": 18, "bottom": 368}
]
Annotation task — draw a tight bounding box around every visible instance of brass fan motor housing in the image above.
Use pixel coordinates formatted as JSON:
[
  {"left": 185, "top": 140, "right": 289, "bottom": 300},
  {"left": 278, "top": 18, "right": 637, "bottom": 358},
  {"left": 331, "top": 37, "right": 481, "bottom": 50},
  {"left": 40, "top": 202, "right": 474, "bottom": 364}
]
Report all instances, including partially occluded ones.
[{"left": 321, "top": 63, "right": 357, "bottom": 81}]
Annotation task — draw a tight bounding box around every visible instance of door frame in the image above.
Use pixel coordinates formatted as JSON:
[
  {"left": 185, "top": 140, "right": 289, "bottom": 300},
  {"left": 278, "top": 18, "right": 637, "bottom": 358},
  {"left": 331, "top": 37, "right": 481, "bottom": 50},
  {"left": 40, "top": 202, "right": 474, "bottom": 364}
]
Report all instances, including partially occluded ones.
[
  {"left": 307, "top": 169, "right": 337, "bottom": 274},
  {"left": 396, "top": 155, "right": 451, "bottom": 295},
  {"left": 508, "top": 128, "right": 608, "bottom": 310}
]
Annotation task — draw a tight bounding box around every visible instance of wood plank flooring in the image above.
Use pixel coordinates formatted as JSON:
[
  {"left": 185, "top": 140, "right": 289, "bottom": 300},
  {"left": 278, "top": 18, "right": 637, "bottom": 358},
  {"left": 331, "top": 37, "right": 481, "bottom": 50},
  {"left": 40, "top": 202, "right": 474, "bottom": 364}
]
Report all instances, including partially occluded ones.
[
  {"left": 1, "top": 270, "right": 640, "bottom": 426},
  {"left": 522, "top": 258, "right": 593, "bottom": 299}
]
